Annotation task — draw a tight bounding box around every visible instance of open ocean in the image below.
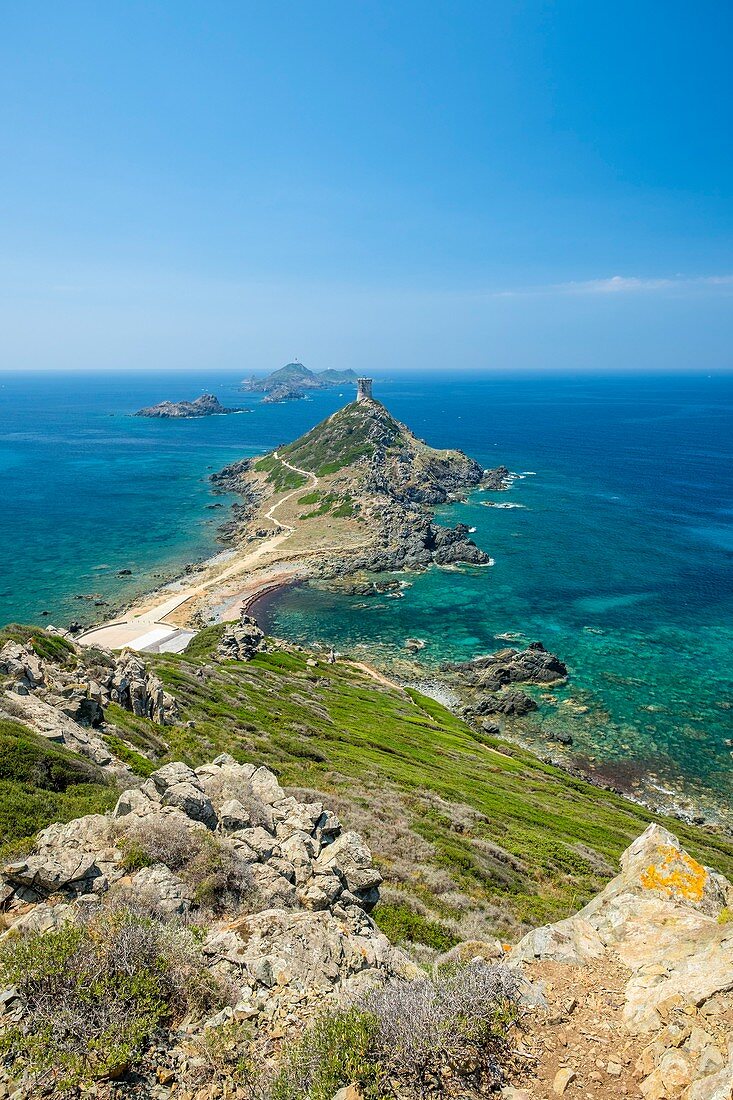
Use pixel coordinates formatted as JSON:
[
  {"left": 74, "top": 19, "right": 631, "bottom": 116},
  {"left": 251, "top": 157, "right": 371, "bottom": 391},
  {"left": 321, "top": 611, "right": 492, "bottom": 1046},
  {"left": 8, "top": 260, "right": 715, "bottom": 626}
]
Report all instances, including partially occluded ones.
[{"left": 1, "top": 370, "right": 731, "bottom": 818}]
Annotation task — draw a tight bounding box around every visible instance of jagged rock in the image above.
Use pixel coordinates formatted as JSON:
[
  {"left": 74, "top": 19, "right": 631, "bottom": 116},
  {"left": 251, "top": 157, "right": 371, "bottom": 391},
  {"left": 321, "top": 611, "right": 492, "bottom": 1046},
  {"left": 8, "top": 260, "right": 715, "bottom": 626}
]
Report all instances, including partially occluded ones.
[
  {"left": 215, "top": 614, "right": 266, "bottom": 662},
  {"left": 512, "top": 823, "right": 733, "bottom": 1099},
  {"left": 126, "top": 865, "right": 194, "bottom": 917},
  {"left": 315, "top": 830, "right": 382, "bottom": 909},
  {"left": 445, "top": 641, "right": 568, "bottom": 689},
  {"left": 468, "top": 688, "right": 538, "bottom": 717},
  {"left": 162, "top": 782, "right": 217, "bottom": 828}
]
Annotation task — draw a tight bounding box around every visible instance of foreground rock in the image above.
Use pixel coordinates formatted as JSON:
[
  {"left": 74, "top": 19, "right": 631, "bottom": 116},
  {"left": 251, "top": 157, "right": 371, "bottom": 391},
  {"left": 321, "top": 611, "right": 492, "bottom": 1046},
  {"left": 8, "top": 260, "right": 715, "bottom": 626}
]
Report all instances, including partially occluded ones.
[
  {"left": 0, "top": 755, "right": 412, "bottom": 1084},
  {"left": 135, "top": 394, "right": 241, "bottom": 418},
  {"left": 512, "top": 823, "right": 733, "bottom": 1099}
]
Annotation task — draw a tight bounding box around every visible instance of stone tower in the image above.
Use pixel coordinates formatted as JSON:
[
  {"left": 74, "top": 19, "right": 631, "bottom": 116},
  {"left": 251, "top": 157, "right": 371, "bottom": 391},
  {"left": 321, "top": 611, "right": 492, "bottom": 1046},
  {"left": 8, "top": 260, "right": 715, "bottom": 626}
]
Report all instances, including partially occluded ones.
[{"left": 356, "top": 377, "right": 373, "bottom": 403}]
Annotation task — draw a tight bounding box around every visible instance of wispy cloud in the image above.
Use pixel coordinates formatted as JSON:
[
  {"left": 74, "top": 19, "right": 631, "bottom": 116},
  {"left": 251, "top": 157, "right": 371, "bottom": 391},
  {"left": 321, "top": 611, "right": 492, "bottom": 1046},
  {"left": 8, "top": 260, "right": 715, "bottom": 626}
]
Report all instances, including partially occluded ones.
[{"left": 494, "top": 273, "right": 733, "bottom": 298}]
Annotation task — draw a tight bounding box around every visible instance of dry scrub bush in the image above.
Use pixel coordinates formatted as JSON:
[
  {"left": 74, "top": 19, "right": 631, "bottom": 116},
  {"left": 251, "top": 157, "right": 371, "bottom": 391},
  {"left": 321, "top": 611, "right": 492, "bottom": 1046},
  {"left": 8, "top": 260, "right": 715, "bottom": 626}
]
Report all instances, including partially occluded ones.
[
  {"left": 118, "top": 813, "right": 204, "bottom": 871},
  {"left": 117, "top": 814, "right": 256, "bottom": 916},
  {"left": 271, "top": 962, "right": 520, "bottom": 1099},
  {"left": 355, "top": 960, "right": 520, "bottom": 1094},
  {"left": 205, "top": 773, "right": 272, "bottom": 828},
  {"left": 0, "top": 907, "right": 230, "bottom": 1091}
]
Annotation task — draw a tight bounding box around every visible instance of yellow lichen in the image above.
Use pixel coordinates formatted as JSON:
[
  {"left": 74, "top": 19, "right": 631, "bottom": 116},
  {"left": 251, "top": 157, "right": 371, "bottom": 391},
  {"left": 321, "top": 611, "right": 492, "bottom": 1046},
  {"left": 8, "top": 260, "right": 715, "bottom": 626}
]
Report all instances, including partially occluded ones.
[{"left": 640, "top": 845, "right": 708, "bottom": 902}]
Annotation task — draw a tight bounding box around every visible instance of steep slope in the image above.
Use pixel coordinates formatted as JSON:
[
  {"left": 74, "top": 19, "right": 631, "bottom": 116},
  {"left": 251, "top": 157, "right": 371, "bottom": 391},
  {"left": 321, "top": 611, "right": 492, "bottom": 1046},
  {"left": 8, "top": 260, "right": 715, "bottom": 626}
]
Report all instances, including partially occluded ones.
[{"left": 280, "top": 395, "right": 484, "bottom": 503}]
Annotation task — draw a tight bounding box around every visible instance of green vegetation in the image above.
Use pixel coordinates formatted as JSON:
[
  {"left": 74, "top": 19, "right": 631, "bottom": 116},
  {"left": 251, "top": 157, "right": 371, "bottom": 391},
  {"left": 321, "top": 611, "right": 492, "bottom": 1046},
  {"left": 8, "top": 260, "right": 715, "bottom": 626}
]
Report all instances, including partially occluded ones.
[
  {"left": 101, "top": 732, "right": 156, "bottom": 776},
  {"left": 271, "top": 1008, "right": 382, "bottom": 1100},
  {"left": 0, "top": 623, "right": 76, "bottom": 665},
  {"left": 280, "top": 401, "right": 401, "bottom": 476},
  {"left": 0, "top": 908, "right": 226, "bottom": 1089},
  {"left": 373, "top": 899, "right": 458, "bottom": 952},
  {"left": 113, "top": 644, "right": 733, "bottom": 941},
  {"left": 0, "top": 719, "right": 116, "bottom": 857},
  {"left": 298, "top": 492, "right": 357, "bottom": 520},
  {"left": 254, "top": 455, "right": 307, "bottom": 492}
]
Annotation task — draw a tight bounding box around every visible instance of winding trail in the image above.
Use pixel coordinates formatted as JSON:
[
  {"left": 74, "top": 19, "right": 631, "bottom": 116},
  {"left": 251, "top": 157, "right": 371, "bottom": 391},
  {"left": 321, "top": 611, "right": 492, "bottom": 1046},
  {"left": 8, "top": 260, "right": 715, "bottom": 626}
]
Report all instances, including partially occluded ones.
[{"left": 77, "top": 452, "right": 323, "bottom": 653}]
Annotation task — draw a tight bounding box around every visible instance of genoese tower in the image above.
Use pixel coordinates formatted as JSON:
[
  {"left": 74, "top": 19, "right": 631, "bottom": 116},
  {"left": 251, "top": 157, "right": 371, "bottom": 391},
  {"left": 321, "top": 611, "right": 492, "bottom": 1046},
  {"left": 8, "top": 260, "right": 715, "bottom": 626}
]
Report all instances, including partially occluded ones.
[{"left": 356, "top": 377, "right": 373, "bottom": 402}]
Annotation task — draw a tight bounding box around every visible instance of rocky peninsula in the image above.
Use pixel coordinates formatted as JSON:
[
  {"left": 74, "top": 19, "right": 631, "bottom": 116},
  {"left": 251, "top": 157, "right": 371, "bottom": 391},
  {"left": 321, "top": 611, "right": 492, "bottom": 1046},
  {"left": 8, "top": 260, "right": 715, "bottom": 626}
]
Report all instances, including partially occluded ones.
[{"left": 135, "top": 394, "right": 242, "bottom": 418}]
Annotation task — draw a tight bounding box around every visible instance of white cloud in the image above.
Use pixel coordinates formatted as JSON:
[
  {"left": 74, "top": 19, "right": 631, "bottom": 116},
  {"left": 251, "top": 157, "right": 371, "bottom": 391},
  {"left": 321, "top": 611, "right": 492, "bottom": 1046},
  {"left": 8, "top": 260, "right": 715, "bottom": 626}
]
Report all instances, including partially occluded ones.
[{"left": 494, "top": 273, "right": 733, "bottom": 298}]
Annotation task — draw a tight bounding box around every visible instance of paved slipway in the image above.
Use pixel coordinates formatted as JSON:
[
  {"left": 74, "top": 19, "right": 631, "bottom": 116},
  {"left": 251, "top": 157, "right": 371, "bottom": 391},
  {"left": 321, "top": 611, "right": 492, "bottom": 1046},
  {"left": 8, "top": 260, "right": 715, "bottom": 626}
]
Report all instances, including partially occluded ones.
[{"left": 77, "top": 453, "right": 335, "bottom": 654}]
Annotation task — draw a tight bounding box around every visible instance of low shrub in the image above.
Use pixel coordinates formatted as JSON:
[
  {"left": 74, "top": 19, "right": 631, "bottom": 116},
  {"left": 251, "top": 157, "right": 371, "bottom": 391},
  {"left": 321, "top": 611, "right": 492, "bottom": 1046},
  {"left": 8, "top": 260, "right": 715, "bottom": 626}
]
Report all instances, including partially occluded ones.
[
  {"left": 0, "top": 907, "right": 230, "bottom": 1090},
  {"left": 118, "top": 814, "right": 203, "bottom": 871},
  {"left": 356, "top": 961, "right": 519, "bottom": 1093},
  {"left": 271, "top": 962, "right": 519, "bottom": 1099},
  {"left": 373, "top": 900, "right": 458, "bottom": 953},
  {"left": 185, "top": 835, "right": 256, "bottom": 914},
  {"left": 271, "top": 1008, "right": 382, "bottom": 1100},
  {"left": 118, "top": 816, "right": 256, "bottom": 915}
]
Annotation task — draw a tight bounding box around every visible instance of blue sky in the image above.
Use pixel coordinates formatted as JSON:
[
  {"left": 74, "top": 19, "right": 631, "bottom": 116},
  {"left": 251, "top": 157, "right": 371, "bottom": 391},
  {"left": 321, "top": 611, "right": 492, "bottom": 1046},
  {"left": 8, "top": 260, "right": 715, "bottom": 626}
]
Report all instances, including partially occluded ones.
[{"left": 1, "top": 1, "right": 732, "bottom": 373}]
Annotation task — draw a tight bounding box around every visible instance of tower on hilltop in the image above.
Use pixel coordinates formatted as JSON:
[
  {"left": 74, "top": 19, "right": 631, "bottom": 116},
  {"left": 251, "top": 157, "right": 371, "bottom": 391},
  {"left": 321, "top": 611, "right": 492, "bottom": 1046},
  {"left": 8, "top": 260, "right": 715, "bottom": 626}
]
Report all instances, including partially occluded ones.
[{"left": 356, "top": 377, "right": 373, "bottom": 402}]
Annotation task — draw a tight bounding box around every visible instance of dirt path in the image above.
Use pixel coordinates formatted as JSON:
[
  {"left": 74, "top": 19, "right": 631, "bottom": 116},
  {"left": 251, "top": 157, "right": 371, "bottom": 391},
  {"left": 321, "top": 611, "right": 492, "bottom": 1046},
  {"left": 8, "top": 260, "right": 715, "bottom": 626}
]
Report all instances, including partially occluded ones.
[{"left": 77, "top": 454, "right": 321, "bottom": 651}]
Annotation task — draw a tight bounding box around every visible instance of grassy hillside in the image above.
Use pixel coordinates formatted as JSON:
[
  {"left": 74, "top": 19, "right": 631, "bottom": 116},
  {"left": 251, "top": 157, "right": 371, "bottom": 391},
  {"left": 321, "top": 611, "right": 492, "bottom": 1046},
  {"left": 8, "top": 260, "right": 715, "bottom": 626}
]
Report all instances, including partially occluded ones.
[
  {"left": 280, "top": 400, "right": 400, "bottom": 476},
  {"left": 101, "top": 626, "right": 733, "bottom": 945},
  {"left": 0, "top": 719, "right": 116, "bottom": 858}
]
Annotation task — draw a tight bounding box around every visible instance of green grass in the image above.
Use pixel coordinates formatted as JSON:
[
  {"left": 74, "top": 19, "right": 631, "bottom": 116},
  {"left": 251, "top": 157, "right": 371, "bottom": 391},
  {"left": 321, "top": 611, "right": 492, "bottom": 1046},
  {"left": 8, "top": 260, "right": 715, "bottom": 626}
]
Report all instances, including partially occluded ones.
[
  {"left": 120, "top": 645, "right": 733, "bottom": 938},
  {"left": 280, "top": 401, "right": 400, "bottom": 476},
  {"left": 0, "top": 623, "right": 76, "bottom": 665},
  {"left": 254, "top": 455, "right": 307, "bottom": 492},
  {"left": 0, "top": 719, "right": 116, "bottom": 857}
]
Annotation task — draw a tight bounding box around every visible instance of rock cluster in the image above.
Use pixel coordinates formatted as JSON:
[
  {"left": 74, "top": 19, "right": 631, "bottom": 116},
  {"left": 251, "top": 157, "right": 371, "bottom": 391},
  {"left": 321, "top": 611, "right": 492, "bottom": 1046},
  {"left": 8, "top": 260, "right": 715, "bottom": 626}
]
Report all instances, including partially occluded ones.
[
  {"left": 512, "top": 823, "right": 733, "bottom": 1099},
  {"left": 444, "top": 642, "right": 568, "bottom": 722},
  {"left": 216, "top": 614, "right": 267, "bottom": 662},
  {"left": 0, "top": 754, "right": 407, "bottom": 1015},
  {"left": 0, "top": 638, "right": 178, "bottom": 727},
  {"left": 0, "top": 636, "right": 178, "bottom": 779}
]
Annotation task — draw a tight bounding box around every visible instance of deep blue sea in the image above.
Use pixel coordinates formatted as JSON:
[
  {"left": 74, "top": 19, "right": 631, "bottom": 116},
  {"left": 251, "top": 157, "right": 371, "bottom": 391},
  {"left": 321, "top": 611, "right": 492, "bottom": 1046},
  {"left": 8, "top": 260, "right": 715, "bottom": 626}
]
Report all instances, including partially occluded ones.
[{"left": 1, "top": 371, "right": 731, "bottom": 818}]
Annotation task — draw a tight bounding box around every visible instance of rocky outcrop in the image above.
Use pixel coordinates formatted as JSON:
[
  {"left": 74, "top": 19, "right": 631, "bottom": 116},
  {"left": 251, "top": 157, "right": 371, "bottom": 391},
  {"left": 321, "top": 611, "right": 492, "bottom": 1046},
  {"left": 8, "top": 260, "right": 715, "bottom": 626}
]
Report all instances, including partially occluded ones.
[
  {"left": 0, "top": 636, "right": 178, "bottom": 781},
  {"left": 512, "top": 824, "right": 733, "bottom": 1099},
  {"left": 0, "top": 755, "right": 409, "bottom": 1019},
  {"left": 262, "top": 383, "right": 307, "bottom": 403},
  {"left": 317, "top": 508, "right": 492, "bottom": 575},
  {"left": 216, "top": 614, "right": 266, "bottom": 662},
  {"left": 135, "top": 394, "right": 241, "bottom": 418},
  {"left": 0, "top": 638, "right": 178, "bottom": 728},
  {"left": 445, "top": 641, "right": 568, "bottom": 689},
  {"left": 444, "top": 642, "right": 567, "bottom": 724}
]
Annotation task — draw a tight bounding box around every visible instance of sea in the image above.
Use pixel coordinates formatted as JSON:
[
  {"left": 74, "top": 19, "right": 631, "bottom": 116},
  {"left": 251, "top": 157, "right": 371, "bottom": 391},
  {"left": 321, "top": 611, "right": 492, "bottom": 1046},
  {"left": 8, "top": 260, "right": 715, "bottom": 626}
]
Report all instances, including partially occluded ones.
[{"left": 1, "top": 370, "right": 731, "bottom": 820}]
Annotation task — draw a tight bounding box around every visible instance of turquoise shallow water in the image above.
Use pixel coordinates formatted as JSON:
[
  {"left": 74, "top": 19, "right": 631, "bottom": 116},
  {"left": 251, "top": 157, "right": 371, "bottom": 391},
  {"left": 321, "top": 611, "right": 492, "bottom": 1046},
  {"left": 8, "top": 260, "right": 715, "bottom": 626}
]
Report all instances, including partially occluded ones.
[
  {"left": 1, "top": 371, "right": 731, "bottom": 818},
  {"left": 257, "top": 375, "right": 733, "bottom": 819}
]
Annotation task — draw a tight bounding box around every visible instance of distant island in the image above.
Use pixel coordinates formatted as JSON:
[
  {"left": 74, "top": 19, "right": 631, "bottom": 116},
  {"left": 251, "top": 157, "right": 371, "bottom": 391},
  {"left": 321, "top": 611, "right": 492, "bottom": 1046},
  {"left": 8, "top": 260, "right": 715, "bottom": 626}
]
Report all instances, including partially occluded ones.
[
  {"left": 242, "top": 360, "right": 358, "bottom": 395},
  {"left": 135, "top": 394, "right": 245, "bottom": 419},
  {"left": 262, "top": 383, "right": 307, "bottom": 404}
]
